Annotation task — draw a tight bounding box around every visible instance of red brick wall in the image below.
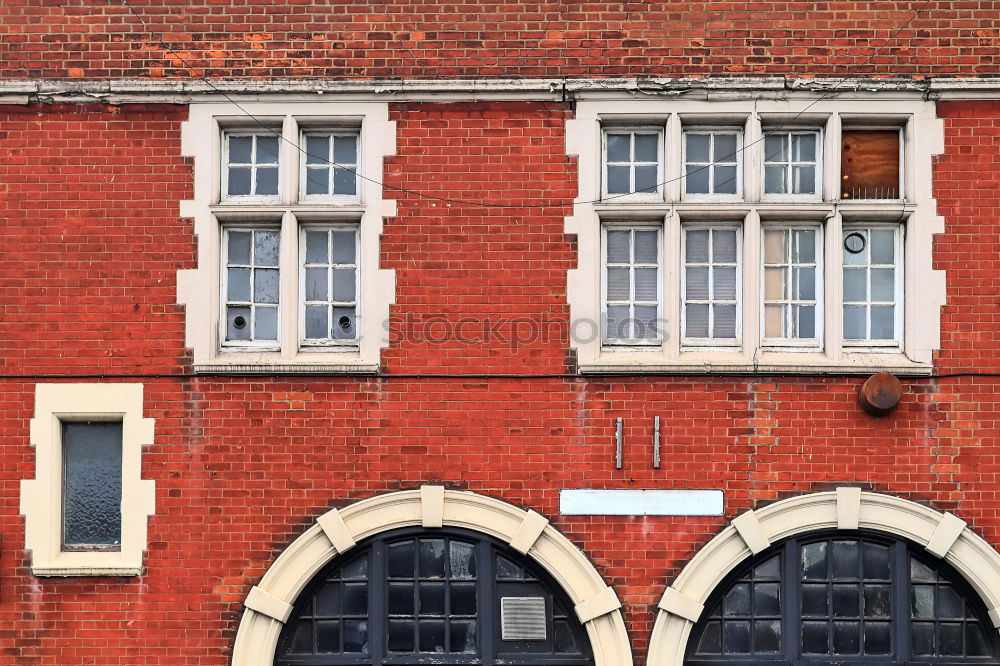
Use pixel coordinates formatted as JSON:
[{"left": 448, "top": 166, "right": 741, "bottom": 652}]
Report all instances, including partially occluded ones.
[
  {"left": 2, "top": 101, "right": 1000, "bottom": 664},
  {"left": 1, "top": 1, "right": 998, "bottom": 80}
]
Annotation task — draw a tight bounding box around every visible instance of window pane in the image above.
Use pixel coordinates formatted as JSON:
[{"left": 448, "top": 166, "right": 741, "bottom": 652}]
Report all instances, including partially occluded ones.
[
  {"left": 257, "top": 135, "right": 280, "bottom": 163},
  {"left": 713, "top": 134, "right": 737, "bottom": 162},
  {"left": 939, "top": 586, "right": 965, "bottom": 619},
  {"left": 833, "top": 621, "right": 860, "bottom": 654},
  {"left": 686, "top": 230, "right": 710, "bottom": 262},
  {"left": 754, "top": 583, "right": 780, "bottom": 615},
  {"left": 844, "top": 305, "right": 866, "bottom": 339},
  {"left": 306, "top": 231, "right": 328, "bottom": 264},
  {"left": 389, "top": 582, "right": 414, "bottom": 615},
  {"left": 606, "top": 133, "right": 630, "bottom": 162},
  {"left": 863, "top": 542, "right": 891, "bottom": 579},
  {"left": 764, "top": 304, "right": 784, "bottom": 338},
  {"left": 723, "top": 621, "right": 751, "bottom": 653},
  {"left": 419, "top": 620, "right": 446, "bottom": 652},
  {"left": 794, "top": 133, "right": 816, "bottom": 162},
  {"left": 634, "top": 268, "right": 658, "bottom": 301},
  {"left": 228, "top": 167, "right": 252, "bottom": 196},
  {"left": 419, "top": 582, "right": 445, "bottom": 614},
  {"left": 802, "top": 541, "right": 827, "bottom": 579},
  {"left": 343, "top": 582, "right": 368, "bottom": 614},
  {"left": 686, "top": 134, "right": 710, "bottom": 162},
  {"left": 796, "top": 267, "right": 815, "bottom": 300},
  {"left": 388, "top": 540, "right": 415, "bottom": 578},
  {"left": 634, "top": 305, "right": 659, "bottom": 339},
  {"left": 227, "top": 268, "right": 251, "bottom": 302},
  {"left": 802, "top": 584, "right": 828, "bottom": 616},
  {"left": 871, "top": 268, "right": 894, "bottom": 301},
  {"left": 332, "top": 268, "right": 356, "bottom": 302},
  {"left": 634, "top": 231, "right": 658, "bottom": 264},
  {"left": 255, "top": 306, "right": 278, "bottom": 340},
  {"left": 316, "top": 584, "right": 341, "bottom": 616},
  {"left": 306, "top": 135, "right": 329, "bottom": 164},
  {"left": 634, "top": 133, "right": 658, "bottom": 162},
  {"left": 764, "top": 134, "right": 787, "bottom": 162},
  {"left": 832, "top": 540, "right": 859, "bottom": 579},
  {"left": 764, "top": 165, "right": 786, "bottom": 194},
  {"left": 754, "top": 620, "right": 781, "bottom": 653},
  {"left": 451, "top": 621, "right": 476, "bottom": 653},
  {"left": 388, "top": 620, "right": 415, "bottom": 651},
  {"left": 714, "top": 165, "right": 737, "bottom": 194},
  {"left": 305, "top": 305, "right": 328, "bottom": 339},
  {"left": 228, "top": 231, "right": 252, "bottom": 265},
  {"left": 724, "top": 583, "right": 751, "bottom": 616},
  {"left": 794, "top": 165, "right": 816, "bottom": 194},
  {"left": 713, "top": 305, "right": 737, "bottom": 338},
  {"left": 802, "top": 621, "right": 828, "bottom": 653},
  {"left": 794, "top": 229, "right": 815, "bottom": 263},
  {"left": 450, "top": 583, "right": 476, "bottom": 615},
  {"left": 871, "top": 230, "right": 895, "bottom": 264},
  {"left": 332, "top": 307, "right": 356, "bottom": 340},
  {"left": 607, "top": 230, "right": 630, "bottom": 263},
  {"left": 342, "top": 620, "right": 368, "bottom": 653},
  {"left": 316, "top": 620, "right": 340, "bottom": 653},
  {"left": 685, "top": 164, "right": 710, "bottom": 193},
  {"left": 713, "top": 230, "right": 738, "bottom": 262},
  {"left": 229, "top": 135, "right": 253, "bottom": 163},
  {"left": 256, "top": 167, "right": 279, "bottom": 195},
  {"left": 607, "top": 268, "right": 630, "bottom": 300},
  {"left": 865, "top": 622, "right": 891, "bottom": 655},
  {"left": 63, "top": 422, "right": 122, "bottom": 547},
  {"left": 795, "top": 305, "right": 815, "bottom": 339},
  {"left": 634, "top": 165, "right": 658, "bottom": 194},
  {"left": 871, "top": 306, "right": 895, "bottom": 339},
  {"left": 832, "top": 585, "right": 859, "bottom": 617},
  {"left": 255, "top": 231, "right": 280, "bottom": 266},
  {"left": 861, "top": 585, "right": 888, "bottom": 617},
  {"left": 685, "top": 304, "right": 709, "bottom": 338},
  {"left": 419, "top": 539, "right": 446, "bottom": 578},
  {"left": 254, "top": 268, "right": 279, "bottom": 304},
  {"left": 606, "top": 305, "right": 631, "bottom": 339},
  {"left": 685, "top": 267, "right": 709, "bottom": 300},
  {"left": 332, "top": 231, "right": 357, "bottom": 264},
  {"left": 333, "top": 167, "right": 357, "bottom": 195},
  {"left": 306, "top": 167, "right": 329, "bottom": 195},
  {"left": 713, "top": 267, "right": 737, "bottom": 300},
  {"left": 607, "top": 165, "right": 629, "bottom": 194},
  {"left": 226, "top": 306, "right": 252, "bottom": 341},
  {"left": 449, "top": 542, "right": 476, "bottom": 580},
  {"left": 844, "top": 269, "right": 867, "bottom": 302},
  {"left": 334, "top": 135, "right": 358, "bottom": 164}
]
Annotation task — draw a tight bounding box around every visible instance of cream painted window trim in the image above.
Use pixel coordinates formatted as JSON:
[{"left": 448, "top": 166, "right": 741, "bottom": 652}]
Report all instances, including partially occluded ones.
[
  {"left": 647, "top": 490, "right": 1000, "bottom": 666},
  {"left": 231, "top": 486, "right": 632, "bottom": 666},
  {"left": 566, "top": 98, "right": 945, "bottom": 376},
  {"left": 19, "top": 383, "right": 155, "bottom": 576},
  {"left": 178, "top": 102, "right": 397, "bottom": 374}
]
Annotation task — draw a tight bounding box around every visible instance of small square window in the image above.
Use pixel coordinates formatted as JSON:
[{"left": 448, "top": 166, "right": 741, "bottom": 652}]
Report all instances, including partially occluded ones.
[
  {"left": 62, "top": 421, "right": 122, "bottom": 551},
  {"left": 223, "top": 132, "right": 281, "bottom": 200},
  {"left": 602, "top": 129, "right": 663, "bottom": 200},
  {"left": 301, "top": 226, "right": 360, "bottom": 344},
  {"left": 762, "top": 226, "right": 823, "bottom": 346},
  {"left": 222, "top": 227, "right": 281, "bottom": 346},
  {"left": 842, "top": 225, "right": 903, "bottom": 345},
  {"left": 841, "top": 130, "right": 901, "bottom": 200},
  {"left": 302, "top": 131, "right": 361, "bottom": 201},
  {"left": 602, "top": 226, "right": 662, "bottom": 343},
  {"left": 763, "top": 131, "right": 821, "bottom": 198},
  {"left": 684, "top": 130, "right": 742, "bottom": 198},
  {"left": 682, "top": 226, "right": 741, "bottom": 344}
]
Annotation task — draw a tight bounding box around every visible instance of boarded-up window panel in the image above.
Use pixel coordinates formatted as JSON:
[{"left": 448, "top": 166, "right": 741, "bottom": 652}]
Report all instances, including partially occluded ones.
[{"left": 841, "top": 130, "right": 900, "bottom": 199}]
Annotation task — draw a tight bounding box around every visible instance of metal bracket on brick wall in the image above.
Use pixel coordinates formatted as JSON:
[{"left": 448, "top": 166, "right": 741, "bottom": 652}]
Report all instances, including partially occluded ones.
[
  {"left": 614, "top": 418, "right": 623, "bottom": 469},
  {"left": 653, "top": 416, "right": 661, "bottom": 469}
]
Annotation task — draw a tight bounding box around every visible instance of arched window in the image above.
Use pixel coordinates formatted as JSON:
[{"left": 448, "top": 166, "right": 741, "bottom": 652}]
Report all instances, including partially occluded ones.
[
  {"left": 686, "top": 531, "right": 1000, "bottom": 665},
  {"left": 275, "top": 527, "right": 594, "bottom": 666}
]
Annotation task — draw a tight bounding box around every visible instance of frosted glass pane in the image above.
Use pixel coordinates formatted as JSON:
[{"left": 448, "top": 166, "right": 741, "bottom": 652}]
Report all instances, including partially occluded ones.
[
  {"left": 606, "top": 134, "right": 630, "bottom": 162},
  {"left": 332, "top": 268, "right": 356, "bottom": 302},
  {"left": 764, "top": 165, "right": 786, "bottom": 193},
  {"left": 713, "top": 134, "right": 738, "bottom": 162},
  {"left": 794, "top": 229, "right": 816, "bottom": 263},
  {"left": 764, "top": 134, "right": 787, "bottom": 162},
  {"left": 686, "top": 267, "right": 709, "bottom": 300},
  {"left": 764, "top": 304, "right": 784, "bottom": 337},
  {"left": 306, "top": 267, "right": 328, "bottom": 301},
  {"left": 255, "top": 306, "right": 278, "bottom": 340},
  {"left": 844, "top": 305, "right": 866, "bottom": 339},
  {"left": 606, "top": 268, "right": 630, "bottom": 300},
  {"left": 228, "top": 167, "right": 251, "bottom": 195},
  {"left": 332, "top": 231, "right": 357, "bottom": 264},
  {"left": 796, "top": 305, "right": 816, "bottom": 338},
  {"left": 871, "top": 230, "right": 895, "bottom": 264},
  {"left": 306, "top": 231, "right": 328, "bottom": 264},
  {"left": 334, "top": 135, "right": 358, "bottom": 164},
  {"left": 306, "top": 135, "right": 329, "bottom": 164},
  {"left": 713, "top": 230, "right": 738, "bottom": 262},
  {"left": 257, "top": 135, "right": 280, "bottom": 163},
  {"left": 796, "top": 267, "right": 816, "bottom": 300},
  {"left": 333, "top": 307, "right": 357, "bottom": 339},
  {"left": 333, "top": 167, "right": 357, "bottom": 195},
  {"left": 606, "top": 305, "right": 630, "bottom": 339},
  {"left": 843, "top": 269, "right": 867, "bottom": 302},
  {"left": 226, "top": 306, "right": 251, "bottom": 341},
  {"left": 634, "top": 134, "right": 659, "bottom": 162},
  {"left": 306, "top": 167, "right": 329, "bottom": 195},
  {"left": 714, "top": 267, "right": 737, "bottom": 300},
  {"left": 256, "top": 167, "right": 279, "bottom": 195},
  {"left": 634, "top": 165, "right": 658, "bottom": 194},
  {"left": 685, "top": 304, "right": 709, "bottom": 337},
  {"left": 607, "top": 166, "right": 629, "bottom": 194},
  {"left": 607, "top": 230, "right": 630, "bottom": 263},
  {"left": 634, "top": 231, "right": 658, "bottom": 264},
  {"left": 229, "top": 136, "right": 253, "bottom": 163},
  {"left": 635, "top": 268, "right": 658, "bottom": 301},
  {"left": 686, "top": 134, "right": 710, "bottom": 162},
  {"left": 686, "top": 230, "right": 710, "bottom": 262},
  {"left": 227, "top": 268, "right": 251, "bottom": 302},
  {"left": 764, "top": 267, "right": 786, "bottom": 300},
  {"left": 713, "top": 305, "right": 737, "bottom": 338},
  {"left": 871, "top": 306, "right": 894, "bottom": 339},
  {"left": 63, "top": 422, "right": 122, "bottom": 547},
  {"left": 871, "top": 268, "right": 894, "bottom": 301},
  {"left": 255, "top": 231, "right": 280, "bottom": 266},
  {"left": 714, "top": 165, "right": 737, "bottom": 194},
  {"left": 254, "top": 268, "right": 279, "bottom": 304},
  {"left": 764, "top": 230, "right": 786, "bottom": 264},
  {"left": 794, "top": 165, "right": 816, "bottom": 193},
  {"left": 305, "top": 305, "right": 328, "bottom": 339},
  {"left": 686, "top": 164, "right": 710, "bottom": 193},
  {"left": 794, "top": 133, "right": 816, "bottom": 162},
  {"left": 228, "top": 231, "right": 252, "bottom": 265}
]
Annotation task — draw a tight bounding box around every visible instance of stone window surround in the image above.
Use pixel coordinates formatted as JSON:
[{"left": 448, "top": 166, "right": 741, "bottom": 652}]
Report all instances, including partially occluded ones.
[
  {"left": 19, "top": 383, "right": 155, "bottom": 577},
  {"left": 178, "top": 102, "right": 397, "bottom": 375},
  {"left": 565, "top": 97, "right": 946, "bottom": 376}
]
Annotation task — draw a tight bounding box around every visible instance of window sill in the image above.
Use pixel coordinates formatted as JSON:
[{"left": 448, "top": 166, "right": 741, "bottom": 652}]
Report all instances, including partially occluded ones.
[
  {"left": 578, "top": 351, "right": 931, "bottom": 376},
  {"left": 31, "top": 561, "right": 143, "bottom": 577},
  {"left": 195, "top": 353, "right": 379, "bottom": 375}
]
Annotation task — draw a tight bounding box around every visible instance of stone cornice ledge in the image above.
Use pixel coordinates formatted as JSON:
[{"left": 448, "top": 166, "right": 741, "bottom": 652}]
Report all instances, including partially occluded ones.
[
  {"left": 578, "top": 361, "right": 933, "bottom": 377},
  {"left": 193, "top": 362, "right": 380, "bottom": 376},
  {"left": 2, "top": 76, "right": 1000, "bottom": 103}
]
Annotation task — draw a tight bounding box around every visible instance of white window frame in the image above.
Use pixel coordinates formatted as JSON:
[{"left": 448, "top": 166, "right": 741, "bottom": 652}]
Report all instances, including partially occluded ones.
[
  {"left": 601, "top": 127, "right": 664, "bottom": 202},
  {"left": 839, "top": 126, "right": 905, "bottom": 201},
  {"left": 680, "top": 223, "right": 743, "bottom": 349},
  {"left": 841, "top": 222, "right": 905, "bottom": 348},
  {"left": 220, "top": 225, "right": 283, "bottom": 350},
  {"left": 681, "top": 128, "right": 744, "bottom": 201},
  {"left": 761, "top": 128, "right": 823, "bottom": 201},
  {"left": 601, "top": 222, "right": 664, "bottom": 346},
  {"left": 759, "top": 223, "right": 825, "bottom": 350},
  {"left": 221, "top": 130, "right": 283, "bottom": 203},
  {"left": 20, "top": 383, "right": 155, "bottom": 576},
  {"left": 299, "top": 130, "right": 362, "bottom": 203},
  {"left": 299, "top": 222, "right": 361, "bottom": 348}
]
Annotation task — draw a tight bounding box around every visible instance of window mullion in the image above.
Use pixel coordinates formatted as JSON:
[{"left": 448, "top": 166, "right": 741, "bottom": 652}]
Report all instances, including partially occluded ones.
[
  {"left": 783, "top": 539, "right": 800, "bottom": 661},
  {"left": 478, "top": 539, "right": 495, "bottom": 665},
  {"left": 892, "top": 539, "right": 910, "bottom": 662},
  {"left": 372, "top": 538, "right": 386, "bottom": 666}
]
